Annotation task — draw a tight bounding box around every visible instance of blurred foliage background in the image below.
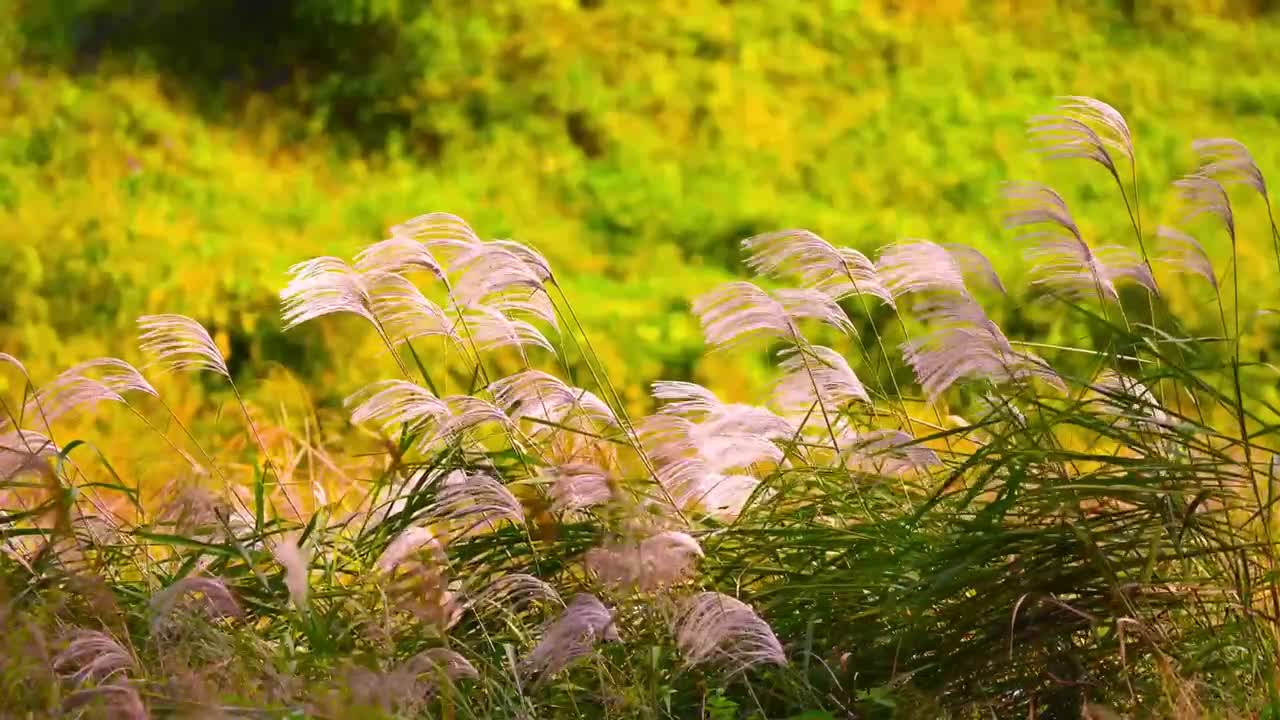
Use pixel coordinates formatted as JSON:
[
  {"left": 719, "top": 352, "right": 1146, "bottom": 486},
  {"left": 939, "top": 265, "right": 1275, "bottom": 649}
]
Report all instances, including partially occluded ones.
[{"left": 4, "top": 0, "right": 1280, "bottom": 418}]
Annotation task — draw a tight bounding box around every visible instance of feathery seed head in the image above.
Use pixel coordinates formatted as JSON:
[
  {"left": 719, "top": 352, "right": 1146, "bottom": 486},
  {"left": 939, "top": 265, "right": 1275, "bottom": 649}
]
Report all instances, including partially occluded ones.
[
  {"left": 1029, "top": 96, "right": 1133, "bottom": 179},
  {"left": 375, "top": 526, "right": 445, "bottom": 574},
  {"left": 519, "top": 593, "right": 618, "bottom": 679},
  {"left": 427, "top": 470, "right": 525, "bottom": 543},
  {"left": 1156, "top": 226, "right": 1218, "bottom": 289},
  {"left": 772, "top": 345, "right": 869, "bottom": 417},
  {"left": 281, "top": 256, "right": 381, "bottom": 331},
  {"left": 742, "top": 229, "right": 894, "bottom": 304},
  {"left": 137, "top": 314, "right": 230, "bottom": 378},
  {"left": 1193, "top": 137, "right": 1268, "bottom": 200},
  {"left": 53, "top": 629, "right": 135, "bottom": 684},
  {"left": 672, "top": 591, "right": 786, "bottom": 674}
]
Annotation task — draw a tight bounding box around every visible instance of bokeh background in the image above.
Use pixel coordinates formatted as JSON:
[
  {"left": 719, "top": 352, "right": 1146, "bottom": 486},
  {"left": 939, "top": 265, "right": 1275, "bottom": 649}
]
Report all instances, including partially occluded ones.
[{"left": 4, "top": 0, "right": 1279, "bottom": 420}]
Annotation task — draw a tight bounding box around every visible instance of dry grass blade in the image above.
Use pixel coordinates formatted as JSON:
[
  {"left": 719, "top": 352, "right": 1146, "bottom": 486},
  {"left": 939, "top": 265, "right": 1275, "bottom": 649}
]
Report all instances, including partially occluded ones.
[{"left": 137, "top": 314, "right": 230, "bottom": 378}]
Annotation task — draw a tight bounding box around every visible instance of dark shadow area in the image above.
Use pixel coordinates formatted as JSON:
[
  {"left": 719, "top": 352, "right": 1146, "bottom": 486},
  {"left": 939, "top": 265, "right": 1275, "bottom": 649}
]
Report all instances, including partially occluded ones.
[{"left": 19, "top": 0, "right": 419, "bottom": 154}]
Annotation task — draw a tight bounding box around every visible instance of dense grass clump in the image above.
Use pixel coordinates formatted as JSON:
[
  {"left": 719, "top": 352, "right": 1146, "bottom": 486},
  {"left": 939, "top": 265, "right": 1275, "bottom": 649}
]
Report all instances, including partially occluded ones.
[{"left": 4, "top": 98, "right": 1280, "bottom": 718}]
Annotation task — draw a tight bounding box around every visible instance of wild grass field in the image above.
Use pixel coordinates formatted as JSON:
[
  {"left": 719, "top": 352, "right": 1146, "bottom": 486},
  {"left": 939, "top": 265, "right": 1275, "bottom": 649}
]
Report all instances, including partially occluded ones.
[{"left": 7, "top": 2, "right": 1280, "bottom": 719}]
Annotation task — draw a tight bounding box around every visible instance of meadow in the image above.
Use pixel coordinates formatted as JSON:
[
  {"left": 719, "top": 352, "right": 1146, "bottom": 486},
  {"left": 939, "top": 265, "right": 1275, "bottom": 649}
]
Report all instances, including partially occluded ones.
[{"left": 6, "top": 2, "right": 1280, "bottom": 718}]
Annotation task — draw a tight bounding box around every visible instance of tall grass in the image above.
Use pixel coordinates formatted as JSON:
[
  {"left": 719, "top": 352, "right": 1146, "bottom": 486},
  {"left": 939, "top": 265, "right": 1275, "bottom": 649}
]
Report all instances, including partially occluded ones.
[{"left": 3, "top": 98, "right": 1280, "bottom": 719}]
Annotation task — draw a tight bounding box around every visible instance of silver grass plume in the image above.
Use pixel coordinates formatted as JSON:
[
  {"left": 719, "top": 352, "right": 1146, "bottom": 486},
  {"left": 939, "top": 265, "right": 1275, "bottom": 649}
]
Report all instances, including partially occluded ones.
[
  {"left": 272, "top": 535, "right": 311, "bottom": 609},
  {"left": 651, "top": 381, "right": 795, "bottom": 442},
  {"left": 519, "top": 593, "right": 618, "bottom": 679},
  {"left": 742, "top": 229, "right": 894, "bottom": 304},
  {"left": 426, "top": 396, "right": 514, "bottom": 449},
  {"left": 137, "top": 314, "right": 230, "bottom": 377},
  {"left": 470, "top": 572, "right": 564, "bottom": 614},
  {"left": 839, "top": 428, "right": 942, "bottom": 477},
  {"left": 1156, "top": 226, "right": 1218, "bottom": 290},
  {"left": 1174, "top": 173, "right": 1235, "bottom": 241},
  {"left": 449, "top": 243, "right": 557, "bottom": 327},
  {"left": 389, "top": 212, "right": 482, "bottom": 246},
  {"left": 1193, "top": 138, "right": 1268, "bottom": 202},
  {"left": 651, "top": 381, "right": 723, "bottom": 417},
  {"left": 876, "top": 239, "right": 968, "bottom": 298},
  {"left": 944, "top": 243, "right": 1006, "bottom": 294},
  {"left": 354, "top": 237, "right": 446, "bottom": 280},
  {"left": 639, "top": 413, "right": 785, "bottom": 473},
  {"left": 53, "top": 629, "right": 136, "bottom": 684},
  {"left": 426, "top": 470, "right": 524, "bottom": 542},
  {"left": 585, "top": 530, "right": 704, "bottom": 592},
  {"left": 21, "top": 358, "right": 157, "bottom": 427},
  {"left": 692, "top": 281, "right": 853, "bottom": 351},
  {"left": 460, "top": 304, "right": 555, "bottom": 353},
  {"left": 0, "top": 351, "right": 29, "bottom": 379},
  {"left": 654, "top": 458, "right": 765, "bottom": 521},
  {"left": 672, "top": 591, "right": 786, "bottom": 674},
  {"left": 545, "top": 461, "right": 614, "bottom": 512},
  {"left": 644, "top": 386, "right": 794, "bottom": 471},
  {"left": 489, "top": 370, "right": 617, "bottom": 437},
  {"left": 1029, "top": 95, "right": 1133, "bottom": 182},
  {"left": 369, "top": 274, "right": 461, "bottom": 347},
  {"left": 0, "top": 429, "right": 55, "bottom": 480},
  {"left": 902, "top": 294, "right": 1062, "bottom": 399},
  {"left": 772, "top": 345, "right": 870, "bottom": 417},
  {"left": 399, "top": 647, "right": 480, "bottom": 685},
  {"left": 385, "top": 556, "right": 463, "bottom": 631},
  {"left": 281, "top": 256, "right": 390, "bottom": 331},
  {"left": 149, "top": 576, "right": 242, "bottom": 637},
  {"left": 63, "top": 683, "right": 148, "bottom": 720},
  {"left": 1094, "top": 371, "right": 1174, "bottom": 432},
  {"left": 346, "top": 380, "right": 448, "bottom": 436},
  {"left": 375, "top": 526, "right": 445, "bottom": 574},
  {"left": 1005, "top": 182, "right": 1155, "bottom": 300}
]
